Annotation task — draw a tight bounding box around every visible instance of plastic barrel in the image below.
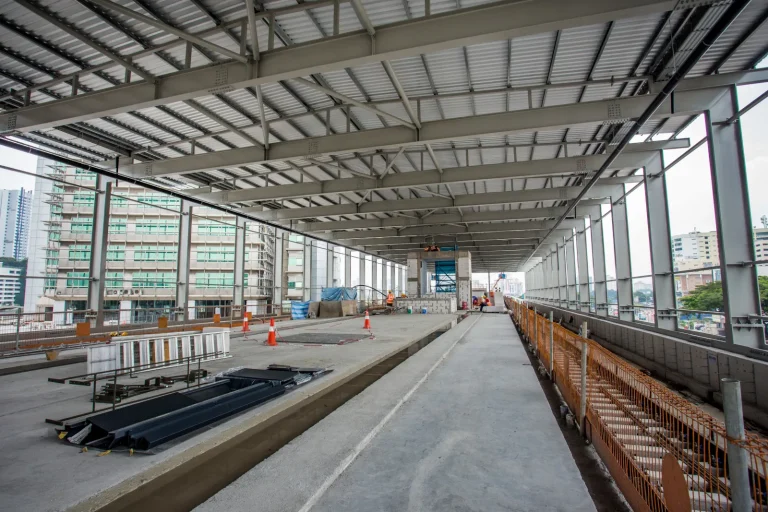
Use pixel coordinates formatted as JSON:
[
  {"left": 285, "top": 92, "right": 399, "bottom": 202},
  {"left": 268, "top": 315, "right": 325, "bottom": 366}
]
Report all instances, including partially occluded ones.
[{"left": 421, "top": 307, "right": 428, "bottom": 314}]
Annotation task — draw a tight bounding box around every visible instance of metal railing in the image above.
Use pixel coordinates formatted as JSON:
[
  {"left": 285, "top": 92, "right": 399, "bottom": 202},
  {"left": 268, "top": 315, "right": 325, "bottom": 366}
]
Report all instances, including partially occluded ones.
[
  {"left": 507, "top": 297, "right": 768, "bottom": 512},
  {"left": 0, "top": 304, "right": 286, "bottom": 354}
]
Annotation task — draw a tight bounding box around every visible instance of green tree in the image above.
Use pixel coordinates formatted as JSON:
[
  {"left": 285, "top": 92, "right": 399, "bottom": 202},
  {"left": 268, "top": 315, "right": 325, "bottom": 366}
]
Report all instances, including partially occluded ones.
[
  {"left": 680, "top": 276, "right": 768, "bottom": 312},
  {"left": 679, "top": 281, "right": 723, "bottom": 311}
]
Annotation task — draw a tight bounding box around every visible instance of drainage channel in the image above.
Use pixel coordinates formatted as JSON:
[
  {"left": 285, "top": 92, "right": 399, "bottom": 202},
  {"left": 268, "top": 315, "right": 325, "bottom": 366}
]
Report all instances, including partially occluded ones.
[{"left": 94, "top": 315, "right": 466, "bottom": 512}]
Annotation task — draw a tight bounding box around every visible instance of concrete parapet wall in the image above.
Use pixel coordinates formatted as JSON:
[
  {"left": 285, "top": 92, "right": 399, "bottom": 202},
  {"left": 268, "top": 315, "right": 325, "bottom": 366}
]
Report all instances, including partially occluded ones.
[{"left": 530, "top": 302, "right": 768, "bottom": 430}]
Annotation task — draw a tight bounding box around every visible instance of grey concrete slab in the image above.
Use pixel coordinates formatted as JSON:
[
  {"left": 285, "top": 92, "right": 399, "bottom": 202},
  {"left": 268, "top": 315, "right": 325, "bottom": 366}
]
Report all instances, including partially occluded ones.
[
  {"left": 201, "top": 315, "right": 595, "bottom": 512},
  {"left": 0, "top": 314, "right": 458, "bottom": 512}
]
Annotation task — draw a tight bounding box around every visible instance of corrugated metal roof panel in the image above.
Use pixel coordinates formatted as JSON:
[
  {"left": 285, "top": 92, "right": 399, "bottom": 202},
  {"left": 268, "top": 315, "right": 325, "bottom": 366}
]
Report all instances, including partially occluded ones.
[
  {"left": 593, "top": 13, "right": 666, "bottom": 79},
  {"left": 466, "top": 40, "right": 508, "bottom": 91},
  {"left": 424, "top": 48, "right": 470, "bottom": 94},
  {"left": 509, "top": 32, "right": 557, "bottom": 87},
  {"left": 689, "top": 2, "right": 768, "bottom": 76},
  {"left": 551, "top": 24, "right": 606, "bottom": 83}
]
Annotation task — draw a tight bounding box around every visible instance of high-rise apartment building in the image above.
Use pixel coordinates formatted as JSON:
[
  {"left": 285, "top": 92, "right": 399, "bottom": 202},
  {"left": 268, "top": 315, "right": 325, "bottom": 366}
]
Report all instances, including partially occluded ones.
[
  {"left": 0, "top": 188, "right": 32, "bottom": 260},
  {"left": 24, "top": 159, "right": 275, "bottom": 321},
  {"left": 672, "top": 230, "right": 719, "bottom": 267}
]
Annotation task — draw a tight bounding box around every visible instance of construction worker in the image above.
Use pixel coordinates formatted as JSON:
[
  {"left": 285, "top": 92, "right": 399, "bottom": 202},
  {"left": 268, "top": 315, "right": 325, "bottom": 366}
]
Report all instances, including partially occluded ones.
[
  {"left": 479, "top": 294, "right": 488, "bottom": 313},
  {"left": 386, "top": 290, "right": 395, "bottom": 307}
]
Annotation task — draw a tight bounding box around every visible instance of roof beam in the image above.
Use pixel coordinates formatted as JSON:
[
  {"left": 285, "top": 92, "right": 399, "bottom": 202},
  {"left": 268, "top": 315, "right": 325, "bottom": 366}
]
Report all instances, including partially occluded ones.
[
  {"left": 0, "top": 0, "right": 675, "bottom": 132},
  {"left": 369, "top": 240, "right": 541, "bottom": 252},
  {"left": 243, "top": 180, "right": 640, "bottom": 221},
  {"left": 296, "top": 203, "right": 604, "bottom": 232},
  {"left": 111, "top": 79, "right": 734, "bottom": 179},
  {"left": 326, "top": 219, "right": 585, "bottom": 241},
  {"left": 192, "top": 145, "right": 669, "bottom": 203},
  {"left": 347, "top": 230, "right": 571, "bottom": 246}
]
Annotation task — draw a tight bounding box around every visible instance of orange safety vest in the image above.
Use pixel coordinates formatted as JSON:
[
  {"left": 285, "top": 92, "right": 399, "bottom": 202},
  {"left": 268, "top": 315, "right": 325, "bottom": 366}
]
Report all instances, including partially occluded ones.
[{"left": 386, "top": 293, "right": 395, "bottom": 305}]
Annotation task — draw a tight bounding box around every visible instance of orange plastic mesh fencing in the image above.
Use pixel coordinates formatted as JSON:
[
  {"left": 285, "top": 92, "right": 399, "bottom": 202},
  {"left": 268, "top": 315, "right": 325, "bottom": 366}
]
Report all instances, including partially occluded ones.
[{"left": 509, "top": 299, "right": 768, "bottom": 512}]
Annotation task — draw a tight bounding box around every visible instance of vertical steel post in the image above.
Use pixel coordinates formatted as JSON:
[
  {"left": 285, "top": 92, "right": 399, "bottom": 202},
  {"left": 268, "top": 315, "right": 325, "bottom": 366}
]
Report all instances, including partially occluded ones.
[
  {"left": 549, "top": 311, "right": 554, "bottom": 379},
  {"left": 233, "top": 217, "right": 246, "bottom": 322},
  {"left": 533, "top": 307, "right": 538, "bottom": 353},
  {"left": 589, "top": 206, "right": 609, "bottom": 317},
  {"left": 721, "top": 378, "right": 750, "bottom": 512},
  {"left": 575, "top": 215, "right": 591, "bottom": 313},
  {"left": 87, "top": 175, "right": 114, "bottom": 328},
  {"left": 610, "top": 186, "right": 634, "bottom": 322},
  {"left": 707, "top": 86, "right": 764, "bottom": 348},
  {"left": 580, "top": 320, "right": 588, "bottom": 434},
  {"left": 15, "top": 307, "right": 21, "bottom": 350},
  {"left": 557, "top": 241, "right": 567, "bottom": 308},
  {"left": 112, "top": 369, "right": 118, "bottom": 410},
  {"left": 176, "top": 200, "right": 193, "bottom": 322},
  {"left": 644, "top": 152, "right": 677, "bottom": 330}
]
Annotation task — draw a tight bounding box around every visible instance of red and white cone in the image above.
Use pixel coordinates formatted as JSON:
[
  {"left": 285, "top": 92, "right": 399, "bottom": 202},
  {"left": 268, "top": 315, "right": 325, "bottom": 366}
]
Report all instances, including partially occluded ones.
[
  {"left": 242, "top": 314, "right": 250, "bottom": 333},
  {"left": 363, "top": 310, "right": 371, "bottom": 330},
  {"left": 266, "top": 317, "right": 277, "bottom": 346}
]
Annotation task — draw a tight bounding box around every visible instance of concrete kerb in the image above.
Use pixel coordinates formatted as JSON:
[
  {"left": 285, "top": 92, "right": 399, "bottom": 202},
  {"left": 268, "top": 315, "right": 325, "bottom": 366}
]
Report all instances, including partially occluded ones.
[{"left": 67, "top": 315, "right": 461, "bottom": 512}]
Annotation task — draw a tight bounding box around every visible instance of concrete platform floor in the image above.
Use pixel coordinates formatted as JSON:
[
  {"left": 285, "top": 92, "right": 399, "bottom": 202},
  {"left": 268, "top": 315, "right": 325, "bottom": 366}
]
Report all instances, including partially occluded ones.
[
  {"left": 0, "top": 313, "right": 458, "bottom": 512},
  {"left": 200, "top": 314, "right": 596, "bottom": 512}
]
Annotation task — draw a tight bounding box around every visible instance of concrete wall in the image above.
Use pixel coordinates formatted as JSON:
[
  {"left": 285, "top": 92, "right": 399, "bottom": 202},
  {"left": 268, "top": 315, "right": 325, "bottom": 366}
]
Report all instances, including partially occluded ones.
[{"left": 529, "top": 301, "right": 768, "bottom": 430}]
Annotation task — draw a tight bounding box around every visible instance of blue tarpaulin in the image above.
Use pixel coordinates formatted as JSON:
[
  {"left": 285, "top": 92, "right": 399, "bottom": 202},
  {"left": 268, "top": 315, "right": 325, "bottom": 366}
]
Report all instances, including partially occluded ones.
[
  {"left": 291, "top": 301, "right": 310, "bottom": 320},
  {"left": 320, "top": 287, "right": 358, "bottom": 301}
]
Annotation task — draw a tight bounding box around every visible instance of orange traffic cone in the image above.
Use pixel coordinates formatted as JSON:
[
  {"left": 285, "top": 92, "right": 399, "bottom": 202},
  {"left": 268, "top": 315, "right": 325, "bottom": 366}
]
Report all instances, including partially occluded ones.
[
  {"left": 266, "top": 318, "right": 277, "bottom": 346},
  {"left": 242, "top": 314, "right": 250, "bottom": 333},
  {"left": 363, "top": 310, "right": 371, "bottom": 330}
]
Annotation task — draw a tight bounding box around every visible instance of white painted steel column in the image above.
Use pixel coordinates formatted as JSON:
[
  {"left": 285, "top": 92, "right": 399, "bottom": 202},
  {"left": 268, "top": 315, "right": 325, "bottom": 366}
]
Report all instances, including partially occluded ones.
[
  {"left": 721, "top": 378, "right": 750, "bottom": 512},
  {"left": 303, "top": 239, "right": 312, "bottom": 301},
  {"left": 344, "top": 248, "right": 352, "bottom": 288},
  {"left": 359, "top": 252, "right": 366, "bottom": 302},
  {"left": 566, "top": 235, "right": 578, "bottom": 310},
  {"left": 586, "top": 206, "right": 608, "bottom": 316},
  {"left": 707, "top": 87, "right": 764, "bottom": 348},
  {"left": 232, "top": 217, "right": 246, "bottom": 319},
  {"left": 87, "top": 175, "right": 114, "bottom": 327},
  {"left": 557, "top": 241, "right": 567, "bottom": 308},
  {"left": 575, "top": 219, "right": 590, "bottom": 313},
  {"left": 273, "top": 230, "right": 285, "bottom": 313},
  {"left": 610, "top": 186, "right": 634, "bottom": 322},
  {"left": 176, "top": 199, "right": 193, "bottom": 321},
  {"left": 644, "top": 152, "right": 677, "bottom": 330}
]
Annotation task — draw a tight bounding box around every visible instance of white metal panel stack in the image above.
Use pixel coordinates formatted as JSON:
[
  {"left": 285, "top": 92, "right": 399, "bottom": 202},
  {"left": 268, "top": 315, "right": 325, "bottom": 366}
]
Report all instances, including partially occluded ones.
[{"left": 86, "top": 329, "right": 230, "bottom": 374}]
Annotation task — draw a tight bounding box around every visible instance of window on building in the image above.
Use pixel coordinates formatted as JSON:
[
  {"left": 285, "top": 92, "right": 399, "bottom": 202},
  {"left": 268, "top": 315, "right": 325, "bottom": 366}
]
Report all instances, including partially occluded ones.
[
  {"left": 197, "top": 247, "right": 235, "bottom": 262},
  {"left": 107, "top": 245, "right": 125, "bottom": 261},
  {"left": 288, "top": 257, "right": 303, "bottom": 266},
  {"left": 288, "top": 280, "right": 303, "bottom": 289},
  {"left": 134, "top": 245, "right": 177, "bottom": 261},
  {"left": 108, "top": 220, "right": 126, "bottom": 233},
  {"left": 70, "top": 217, "right": 93, "bottom": 233},
  {"left": 72, "top": 192, "right": 95, "bottom": 206},
  {"left": 195, "top": 272, "right": 234, "bottom": 288},
  {"left": 132, "top": 272, "right": 176, "bottom": 288},
  {"left": 74, "top": 169, "right": 96, "bottom": 181},
  {"left": 105, "top": 272, "right": 124, "bottom": 288},
  {"left": 135, "top": 220, "right": 179, "bottom": 234},
  {"left": 66, "top": 272, "right": 89, "bottom": 288},
  {"left": 197, "top": 222, "right": 236, "bottom": 236},
  {"left": 136, "top": 194, "right": 181, "bottom": 209},
  {"left": 110, "top": 196, "right": 128, "bottom": 207},
  {"left": 288, "top": 234, "right": 303, "bottom": 243},
  {"left": 68, "top": 245, "right": 91, "bottom": 261}
]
